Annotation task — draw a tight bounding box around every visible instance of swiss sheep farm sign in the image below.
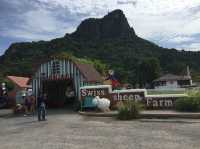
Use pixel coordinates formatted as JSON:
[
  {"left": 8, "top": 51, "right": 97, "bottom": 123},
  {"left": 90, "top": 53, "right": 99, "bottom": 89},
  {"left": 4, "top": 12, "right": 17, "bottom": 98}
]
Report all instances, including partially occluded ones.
[{"left": 80, "top": 85, "right": 187, "bottom": 110}]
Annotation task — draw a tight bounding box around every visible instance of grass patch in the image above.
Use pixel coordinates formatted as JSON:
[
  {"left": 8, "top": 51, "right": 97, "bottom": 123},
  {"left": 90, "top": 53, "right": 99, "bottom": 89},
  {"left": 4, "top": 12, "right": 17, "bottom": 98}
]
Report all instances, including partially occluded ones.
[{"left": 117, "top": 100, "right": 143, "bottom": 120}]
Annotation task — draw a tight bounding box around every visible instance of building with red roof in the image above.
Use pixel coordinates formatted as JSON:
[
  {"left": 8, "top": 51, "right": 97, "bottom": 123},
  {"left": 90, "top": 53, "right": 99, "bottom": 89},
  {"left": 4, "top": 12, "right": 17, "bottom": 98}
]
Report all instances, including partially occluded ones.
[
  {"left": 6, "top": 76, "right": 31, "bottom": 105},
  {"left": 7, "top": 76, "right": 31, "bottom": 89}
]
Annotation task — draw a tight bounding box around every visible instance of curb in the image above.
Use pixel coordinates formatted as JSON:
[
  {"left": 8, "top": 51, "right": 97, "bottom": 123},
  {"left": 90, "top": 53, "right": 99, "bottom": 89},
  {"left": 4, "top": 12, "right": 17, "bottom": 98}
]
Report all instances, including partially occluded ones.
[
  {"left": 0, "top": 109, "right": 13, "bottom": 118},
  {"left": 79, "top": 111, "right": 117, "bottom": 117},
  {"left": 79, "top": 111, "right": 200, "bottom": 119},
  {"left": 141, "top": 113, "right": 200, "bottom": 119}
]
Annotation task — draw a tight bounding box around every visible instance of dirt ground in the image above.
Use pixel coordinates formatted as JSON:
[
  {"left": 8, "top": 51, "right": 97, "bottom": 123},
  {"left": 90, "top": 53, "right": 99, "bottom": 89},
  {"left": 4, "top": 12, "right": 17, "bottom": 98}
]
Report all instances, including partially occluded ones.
[{"left": 0, "top": 109, "right": 200, "bottom": 149}]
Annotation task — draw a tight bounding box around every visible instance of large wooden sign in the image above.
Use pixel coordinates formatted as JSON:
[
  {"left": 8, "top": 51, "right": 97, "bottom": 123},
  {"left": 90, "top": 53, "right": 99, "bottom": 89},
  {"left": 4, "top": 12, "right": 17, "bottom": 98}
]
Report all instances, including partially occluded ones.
[{"left": 80, "top": 85, "right": 187, "bottom": 109}]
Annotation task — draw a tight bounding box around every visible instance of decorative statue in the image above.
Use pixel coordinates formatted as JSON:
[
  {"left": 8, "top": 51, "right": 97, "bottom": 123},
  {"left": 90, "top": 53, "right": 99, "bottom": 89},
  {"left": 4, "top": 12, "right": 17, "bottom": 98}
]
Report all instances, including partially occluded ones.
[
  {"left": 92, "top": 96, "right": 110, "bottom": 112},
  {"left": 105, "top": 69, "right": 120, "bottom": 89}
]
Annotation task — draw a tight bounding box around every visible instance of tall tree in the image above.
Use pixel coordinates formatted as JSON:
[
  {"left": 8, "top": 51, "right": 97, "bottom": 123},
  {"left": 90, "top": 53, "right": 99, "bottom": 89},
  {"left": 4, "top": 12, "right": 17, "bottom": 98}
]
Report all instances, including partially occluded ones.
[{"left": 137, "top": 58, "right": 161, "bottom": 88}]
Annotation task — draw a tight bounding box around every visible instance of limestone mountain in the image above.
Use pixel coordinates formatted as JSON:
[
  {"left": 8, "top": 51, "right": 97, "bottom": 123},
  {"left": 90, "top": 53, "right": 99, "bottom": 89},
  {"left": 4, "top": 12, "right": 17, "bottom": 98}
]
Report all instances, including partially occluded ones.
[
  {"left": 70, "top": 9, "right": 136, "bottom": 40},
  {"left": 0, "top": 9, "right": 200, "bottom": 84}
]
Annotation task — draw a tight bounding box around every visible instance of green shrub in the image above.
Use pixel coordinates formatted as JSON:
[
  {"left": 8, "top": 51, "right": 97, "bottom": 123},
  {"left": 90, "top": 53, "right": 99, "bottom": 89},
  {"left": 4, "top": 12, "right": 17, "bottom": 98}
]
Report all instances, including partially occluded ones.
[
  {"left": 175, "top": 97, "right": 200, "bottom": 112},
  {"left": 117, "top": 100, "right": 143, "bottom": 120}
]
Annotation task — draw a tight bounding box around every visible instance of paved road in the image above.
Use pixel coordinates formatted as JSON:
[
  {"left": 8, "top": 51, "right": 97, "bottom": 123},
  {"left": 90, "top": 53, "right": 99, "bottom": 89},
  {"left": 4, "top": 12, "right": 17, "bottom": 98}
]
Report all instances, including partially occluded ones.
[{"left": 0, "top": 109, "right": 200, "bottom": 149}]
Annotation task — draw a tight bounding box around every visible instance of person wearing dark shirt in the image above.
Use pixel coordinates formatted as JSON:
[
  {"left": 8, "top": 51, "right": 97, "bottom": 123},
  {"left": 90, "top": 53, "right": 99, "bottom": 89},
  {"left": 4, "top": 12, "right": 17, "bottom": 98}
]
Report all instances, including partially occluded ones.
[{"left": 37, "top": 94, "right": 47, "bottom": 121}]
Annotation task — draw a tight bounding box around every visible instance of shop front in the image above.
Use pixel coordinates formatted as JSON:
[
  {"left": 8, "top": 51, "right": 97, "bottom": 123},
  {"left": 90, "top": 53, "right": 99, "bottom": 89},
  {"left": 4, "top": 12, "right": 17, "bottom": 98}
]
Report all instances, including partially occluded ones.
[{"left": 32, "top": 58, "right": 102, "bottom": 108}]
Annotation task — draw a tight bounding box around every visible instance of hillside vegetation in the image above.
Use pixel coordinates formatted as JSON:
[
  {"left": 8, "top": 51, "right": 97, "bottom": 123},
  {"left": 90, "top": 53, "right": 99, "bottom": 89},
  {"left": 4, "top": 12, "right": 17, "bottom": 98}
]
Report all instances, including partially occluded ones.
[{"left": 0, "top": 9, "right": 200, "bottom": 86}]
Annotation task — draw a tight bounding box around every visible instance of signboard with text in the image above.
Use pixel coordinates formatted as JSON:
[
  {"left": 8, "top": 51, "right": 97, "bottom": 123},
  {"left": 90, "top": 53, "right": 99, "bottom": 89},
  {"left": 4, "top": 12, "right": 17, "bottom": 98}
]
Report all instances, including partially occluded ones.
[
  {"left": 80, "top": 85, "right": 187, "bottom": 109},
  {"left": 80, "top": 86, "right": 111, "bottom": 99},
  {"left": 110, "top": 90, "right": 145, "bottom": 108}
]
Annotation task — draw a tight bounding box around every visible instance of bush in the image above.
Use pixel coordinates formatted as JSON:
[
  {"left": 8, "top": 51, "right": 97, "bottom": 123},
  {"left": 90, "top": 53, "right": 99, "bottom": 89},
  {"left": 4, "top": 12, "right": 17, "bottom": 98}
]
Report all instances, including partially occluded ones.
[
  {"left": 175, "top": 97, "right": 200, "bottom": 112},
  {"left": 117, "top": 100, "right": 143, "bottom": 120}
]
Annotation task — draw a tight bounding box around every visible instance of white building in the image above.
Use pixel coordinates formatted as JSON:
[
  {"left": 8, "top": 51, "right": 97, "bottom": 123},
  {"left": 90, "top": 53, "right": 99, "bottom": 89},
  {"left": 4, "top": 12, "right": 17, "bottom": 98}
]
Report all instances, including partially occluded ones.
[{"left": 153, "top": 74, "right": 192, "bottom": 90}]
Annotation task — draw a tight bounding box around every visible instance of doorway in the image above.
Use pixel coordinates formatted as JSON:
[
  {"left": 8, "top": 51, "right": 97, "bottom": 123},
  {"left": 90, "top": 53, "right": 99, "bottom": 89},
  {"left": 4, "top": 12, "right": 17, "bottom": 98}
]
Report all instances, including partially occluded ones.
[{"left": 42, "top": 79, "right": 75, "bottom": 108}]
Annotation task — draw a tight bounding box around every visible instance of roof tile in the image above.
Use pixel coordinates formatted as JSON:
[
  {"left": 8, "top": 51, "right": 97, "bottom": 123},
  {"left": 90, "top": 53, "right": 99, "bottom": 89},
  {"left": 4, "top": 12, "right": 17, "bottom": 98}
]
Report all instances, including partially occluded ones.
[
  {"left": 75, "top": 62, "right": 102, "bottom": 82},
  {"left": 7, "top": 76, "right": 31, "bottom": 88}
]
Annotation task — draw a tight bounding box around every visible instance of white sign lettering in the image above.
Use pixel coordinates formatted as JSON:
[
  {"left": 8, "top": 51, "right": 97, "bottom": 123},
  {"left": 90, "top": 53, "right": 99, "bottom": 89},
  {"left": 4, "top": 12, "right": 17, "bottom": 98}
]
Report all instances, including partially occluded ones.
[
  {"left": 81, "top": 89, "right": 106, "bottom": 97},
  {"left": 146, "top": 98, "right": 173, "bottom": 108}
]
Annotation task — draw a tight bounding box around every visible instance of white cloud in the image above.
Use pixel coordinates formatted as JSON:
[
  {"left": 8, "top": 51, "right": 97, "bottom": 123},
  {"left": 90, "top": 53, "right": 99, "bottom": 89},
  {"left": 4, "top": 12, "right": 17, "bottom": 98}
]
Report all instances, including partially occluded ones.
[
  {"left": 122, "top": 0, "right": 200, "bottom": 36},
  {"left": 168, "top": 36, "right": 194, "bottom": 44},
  {"left": 117, "top": 0, "right": 137, "bottom": 5},
  {"left": 180, "top": 43, "right": 200, "bottom": 51},
  {"left": 1, "top": 0, "right": 200, "bottom": 51},
  {"left": 41, "top": 0, "right": 199, "bottom": 43},
  {"left": 115, "top": 0, "right": 200, "bottom": 50},
  {"left": 1, "top": 7, "right": 75, "bottom": 40}
]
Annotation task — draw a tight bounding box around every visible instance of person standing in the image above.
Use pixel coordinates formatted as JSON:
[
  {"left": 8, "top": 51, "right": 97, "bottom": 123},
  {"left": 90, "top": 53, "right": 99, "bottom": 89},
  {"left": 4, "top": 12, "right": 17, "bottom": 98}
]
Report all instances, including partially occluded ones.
[
  {"left": 37, "top": 94, "right": 47, "bottom": 121},
  {"left": 24, "top": 96, "right": 32, "bottom": 115},
  {"left": 30, "top": 95, "right": 36, "bottom": 114}
]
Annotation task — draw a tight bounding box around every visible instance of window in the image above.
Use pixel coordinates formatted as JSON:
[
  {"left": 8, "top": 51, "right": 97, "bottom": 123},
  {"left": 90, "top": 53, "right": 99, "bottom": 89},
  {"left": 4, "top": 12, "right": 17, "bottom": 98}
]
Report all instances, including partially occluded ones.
[{"left": 52, "top": 60, "right": 60, "bottom": 75}]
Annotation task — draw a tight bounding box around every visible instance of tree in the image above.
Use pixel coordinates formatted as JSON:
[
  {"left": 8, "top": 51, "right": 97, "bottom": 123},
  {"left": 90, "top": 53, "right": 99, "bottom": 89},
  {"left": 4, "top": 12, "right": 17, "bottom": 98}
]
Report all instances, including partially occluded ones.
[{"left": 137, "top": 58, "right": 161, "bottom": 88}]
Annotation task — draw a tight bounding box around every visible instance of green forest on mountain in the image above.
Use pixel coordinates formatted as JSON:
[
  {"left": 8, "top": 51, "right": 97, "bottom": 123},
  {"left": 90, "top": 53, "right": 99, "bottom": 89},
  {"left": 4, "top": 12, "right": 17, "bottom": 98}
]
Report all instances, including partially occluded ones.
[{"left": 0, "top": 9, "right": 200, "bottom": 87}]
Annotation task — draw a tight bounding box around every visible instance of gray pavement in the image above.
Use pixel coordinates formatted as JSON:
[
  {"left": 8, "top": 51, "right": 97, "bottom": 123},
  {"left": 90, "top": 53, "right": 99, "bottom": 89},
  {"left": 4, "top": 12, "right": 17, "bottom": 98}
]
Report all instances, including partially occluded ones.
[
  {"left": 0, "top": 109, "right": 200, "bottom": 149},
  {"left": 0, "top": 109, "right": 12, "bottom": 117}
]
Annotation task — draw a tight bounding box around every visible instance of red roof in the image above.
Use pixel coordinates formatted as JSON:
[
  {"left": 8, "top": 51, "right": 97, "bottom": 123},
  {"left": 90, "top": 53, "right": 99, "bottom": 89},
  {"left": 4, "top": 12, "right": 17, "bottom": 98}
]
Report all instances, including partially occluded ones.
[
  {"left": 7, "top": 76, "right": 31, "bottom": 88},
  {"left": 75, "top": 62, "right": 102, "bottom": 82}
]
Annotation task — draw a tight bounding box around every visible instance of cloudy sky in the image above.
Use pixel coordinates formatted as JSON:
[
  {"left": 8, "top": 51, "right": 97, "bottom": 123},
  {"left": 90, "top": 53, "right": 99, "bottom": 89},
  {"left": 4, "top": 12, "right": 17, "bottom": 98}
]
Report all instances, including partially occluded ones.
[{"left": 0, "top": 0, "right": 200, "bottom": 55}]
